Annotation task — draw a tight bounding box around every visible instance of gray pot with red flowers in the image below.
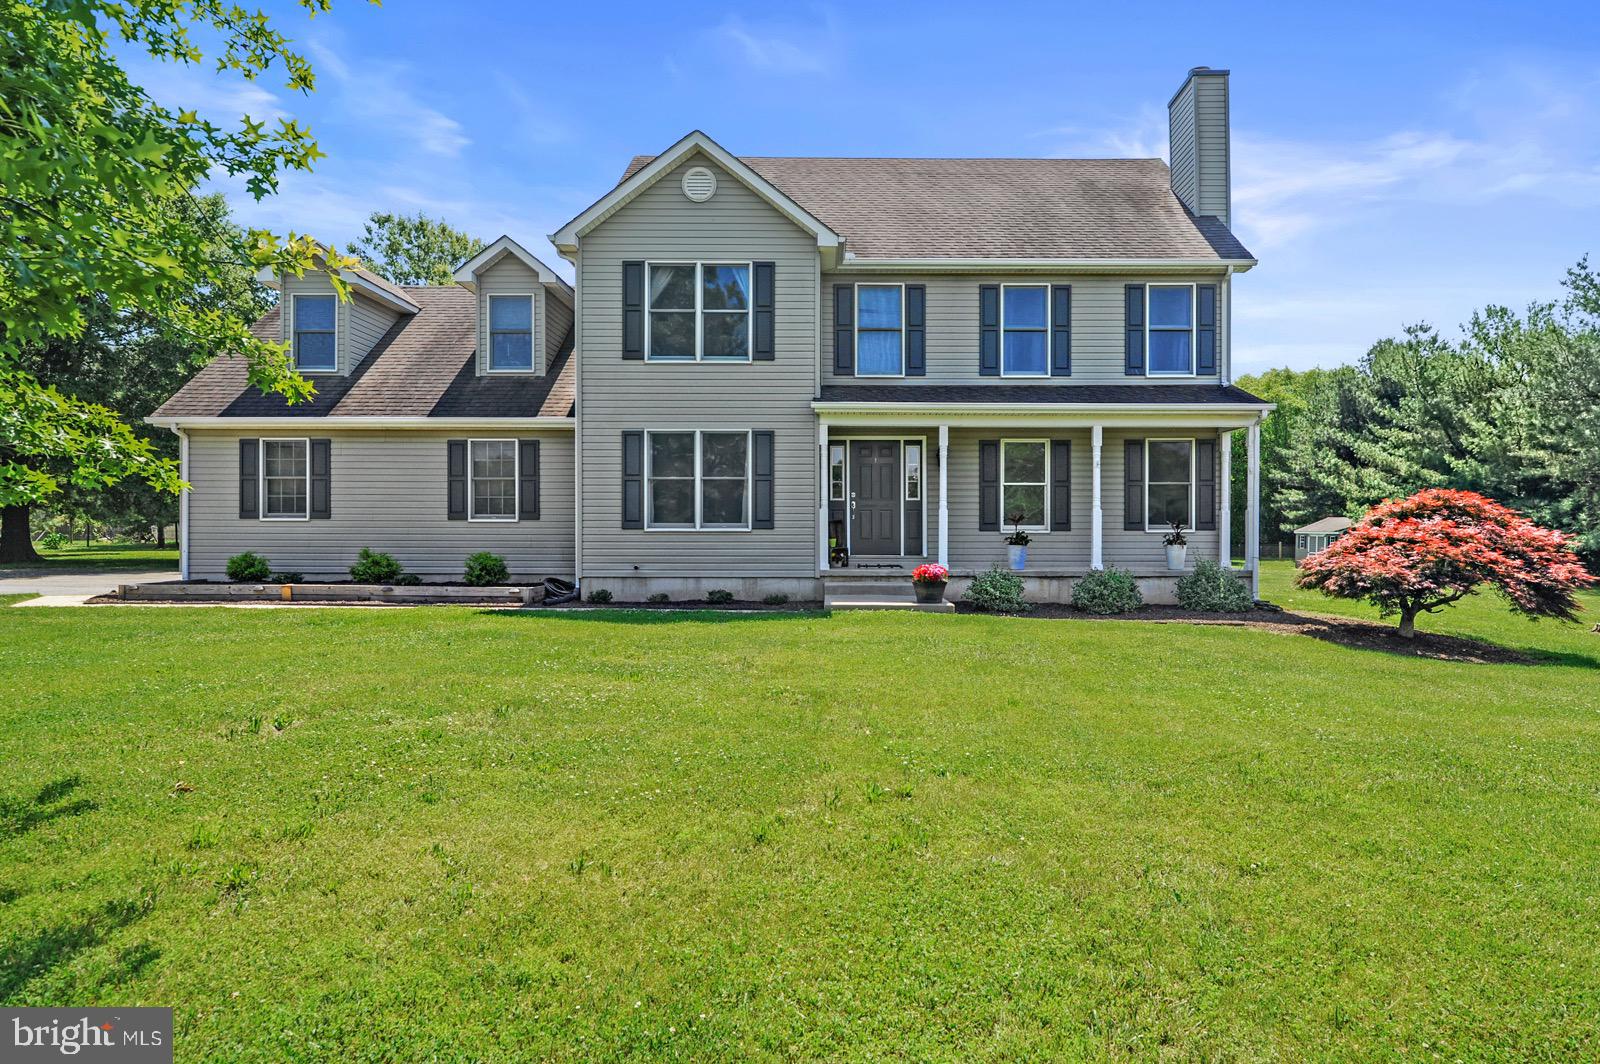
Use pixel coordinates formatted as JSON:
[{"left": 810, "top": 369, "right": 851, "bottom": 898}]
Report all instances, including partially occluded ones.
[{"left": 911, "top": 563, "right": 949, "bottom": 603}]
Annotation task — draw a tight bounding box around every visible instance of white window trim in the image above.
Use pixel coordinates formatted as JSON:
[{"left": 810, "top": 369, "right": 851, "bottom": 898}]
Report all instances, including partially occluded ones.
[
  {"left": 259, "top": 437, "right": 311, "bottom": 521},
  {"left": 644, "top": 429, "right": 753, "bottom": 531},
  {"left": 853, "top": 282, "right": 906, "bottom": 378},
  {"left": 904, "top": 441, "right": 923, "bottom": 502},
  {"left": 644, "top": 262, "right": 755, "bottom": 363},
  {"left": 1145, "top": 283, "right": 1198, "bottom": 377},
  {"left": 290, "top": 293, "right": 338, "bottom": 374},
  {"left": 1000, "top": 438, "right": 1051, "bottom": 534},
  {"left": 1144, "top": 437, "right": 1196, "bottom": 533},
  {"left": 486, "top": 293, "right": 538, "bottom": 375},
  {"left": 467, "top": 438, "right": 520, "bottom": 522},
  {"left": 999, "top": 283, "right": 1051, "bottom": 379},
  {"left": 828, "top": 443, "right": 846, "bottom": 502}
]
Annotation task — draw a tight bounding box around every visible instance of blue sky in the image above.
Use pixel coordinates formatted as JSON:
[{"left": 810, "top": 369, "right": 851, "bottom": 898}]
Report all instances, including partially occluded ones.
[{"left": 126, "top": 1, "right": 1600, "bottom": 376}]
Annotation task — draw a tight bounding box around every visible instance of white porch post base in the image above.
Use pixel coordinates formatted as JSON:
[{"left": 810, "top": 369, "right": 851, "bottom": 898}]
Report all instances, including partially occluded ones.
[
  {"left": 937, "top": 423, "right": 950, "bottom": 568},
  {"left": 1090, "top": 424, "right": 1104, "bottom": 569}
]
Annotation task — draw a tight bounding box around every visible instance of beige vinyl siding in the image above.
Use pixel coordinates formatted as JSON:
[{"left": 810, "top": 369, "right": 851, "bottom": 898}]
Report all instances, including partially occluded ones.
[
  {"left": 1167, "top": 78, "right": 1199, "bottom": 215},
  {"left": 476, "top": 259, "right": 546, "bottom": 376},
  {"left": 575, "top": 153, "right": 821, "bottom": 577},
  {"left": 1194, "top": 74, "right": 1230, "bottom": 223},
  {"left": 545, "top": 291, "right": 574, "bottom": 370},
  {"left": 932, "top": 427, "right": 1221, "bottom": 572},
  {"left": 185, "top": 429, "right": 575, "bottom": 580},
  {"left": 280, "top": 272, "right": 399, "bottom": 374},
  {"left": 820, "top": 273, "right": 1229, "bottom": 384}
]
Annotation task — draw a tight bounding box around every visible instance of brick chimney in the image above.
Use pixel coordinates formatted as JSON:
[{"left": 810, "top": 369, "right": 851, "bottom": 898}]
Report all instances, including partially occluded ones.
[{"left": 1168, "top": 67, "right": 1231, "bottom": 227}]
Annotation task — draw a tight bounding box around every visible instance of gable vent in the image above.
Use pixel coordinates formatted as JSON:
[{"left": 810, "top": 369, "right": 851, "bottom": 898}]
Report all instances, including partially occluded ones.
[{"left": 681, "top": 166, "right": 717, "bottom": 202}]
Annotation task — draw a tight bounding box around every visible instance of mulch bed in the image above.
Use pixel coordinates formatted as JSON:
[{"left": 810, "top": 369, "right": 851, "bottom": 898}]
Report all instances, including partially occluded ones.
[{"left": 952, "top": 602, "right": 1536, "bottom": 665}]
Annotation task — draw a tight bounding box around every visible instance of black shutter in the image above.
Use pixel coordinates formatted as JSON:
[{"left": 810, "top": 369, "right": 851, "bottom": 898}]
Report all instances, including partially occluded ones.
[
  {"left": 1123, "top": 438, "right": 1145, "bottom": 530},
  {"left": 1195, "top": 437, "right": 1216, "bottom": 530},
  {"left": 239, "top": 438, "right": 259, "bottom": 519},
  {"left": 905, "top": 285, "right": 926, "bottom": 376},
  {"left": 1050, "top": 285, "right": 1072, "bottom": 376},
  {"left": 622, "top": 261, "right": 645, "bottom": 360},
  {"left": 447, "top": 439, "right": 468, "bottom": 520},
  {"left": 1124, "top": 285, "right": 1146, "bottom": 376},
  {"left": 752, "top": 430, "right": 774, "bottom": 529},
  {"left": 309, "top": 438, "right": 331, "bottom": 519},
  {"left": 752, "top": 262, "right": 775, "bottom": 361},
  {"left": 978, "top": 439, "right": 1000, "bottom": 530},
  {"left": 1196, "top": 284, "right": 1217, "bottom": 375},
  {"left": 1050, "top": 439, "right": 1071, "bottom": 531},
  {"left": 519, "top": 439, "right": 541, "bottom": 520},
  {"left": 832, "top": 285, "right": 854, "bottom": 375},
  {"left": 621, "top": 431, "right": 644, "bottom": 529},
  {"left": 979, "top": 285, "right": 1000, "bottom": 376}
]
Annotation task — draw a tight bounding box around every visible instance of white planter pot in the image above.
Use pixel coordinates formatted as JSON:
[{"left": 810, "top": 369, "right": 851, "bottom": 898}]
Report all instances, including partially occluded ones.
[
  {"left": 1165, "top": 544, "right": 1187, "bottom": 571},
  {"left": 1008, "top": 544, "right": 1028, "bottom": 571}
]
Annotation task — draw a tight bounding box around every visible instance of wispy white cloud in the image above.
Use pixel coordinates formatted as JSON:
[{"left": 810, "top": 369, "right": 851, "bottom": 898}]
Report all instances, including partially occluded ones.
[
  {"left": 1041, "top": 103, "right": 1169, "bottom": 160},
  {"left": 125, "top": 56, "right": 287, "bottom": 125},
  {"left": 492, "top": 73, "right": 571, "bottom": 146},
  {"left": 306, "top": 39, "right": 469, "bottom": 158},
  {"left": 710, "top": 12, "right": 841, "bottom": 75}
]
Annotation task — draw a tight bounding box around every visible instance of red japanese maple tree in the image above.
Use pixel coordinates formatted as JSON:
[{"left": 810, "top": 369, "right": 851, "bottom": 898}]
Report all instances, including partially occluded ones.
[{"left": 1296, "top": 489, "right": 1596, "bottom": 638}]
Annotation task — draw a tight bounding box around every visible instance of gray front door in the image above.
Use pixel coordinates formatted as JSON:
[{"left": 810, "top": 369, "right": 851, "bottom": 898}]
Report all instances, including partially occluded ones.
[{"left": 850, "top": 440, "right": 900, "bottom": 555}]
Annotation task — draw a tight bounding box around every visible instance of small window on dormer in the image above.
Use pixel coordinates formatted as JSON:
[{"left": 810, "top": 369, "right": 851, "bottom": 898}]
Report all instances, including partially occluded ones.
[
  {"left": 293, "top": 295, "right": 337, "bottom": 372},
  {"left": 489, "top": 295, "right": 534, "bottom": 372}
]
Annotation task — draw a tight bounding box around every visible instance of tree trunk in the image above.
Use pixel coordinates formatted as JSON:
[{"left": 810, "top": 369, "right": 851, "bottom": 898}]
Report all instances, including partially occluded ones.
[
  {"left": 0, "top": 504, "right": 41, "bottom": 563},
  {"left": 156, "top": 523, "right": 166, "bottom": 548},
  {"left": 1398, "top": 606, "right": 1418, "bottom": 639},
  {"left": 84, "top": 522, "right": 92, "bottom": 548}
]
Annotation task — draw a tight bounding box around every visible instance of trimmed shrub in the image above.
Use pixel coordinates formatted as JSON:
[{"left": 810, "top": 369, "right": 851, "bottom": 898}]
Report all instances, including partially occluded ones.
[
  {"left": 762, "top": 593, "right": 790, "bottom": 606},
  {"left": 1177, "top": 559, "right": 1253, "bottom": 612},
  {"left": 37, "top": 530, "right": 69, "bottom": 550},
  {"left": 963, "top": 565, "right": 1030, "bottom": 614},
  {"left": 1072, "top": 567, "right": 1143, "bottom": 615},
  {"left": 226, "top": 551, "right": 271, "bottom": 582},
  {"left": 646, "top": 592, "right": 670, "bottom": 604},
  {"left": 463, "top": 551, "right": 509, "bottom": 586},
  {"left": 349, "top": 548, "right": 404, "bottom": 584},
  {"left": 271, "top": 571, "right": 303, "bottom": 585},
  {"left": 706, "top": 589, "right": 735, "bottom": 605},
  {"left": 588, "top": 588, "right": 613, "bottom": 604}
]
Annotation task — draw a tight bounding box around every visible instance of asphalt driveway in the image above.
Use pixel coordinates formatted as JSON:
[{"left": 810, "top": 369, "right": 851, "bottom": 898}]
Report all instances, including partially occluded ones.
[{"left": 0, "top": 569, "right": 179, "bottom": 598}]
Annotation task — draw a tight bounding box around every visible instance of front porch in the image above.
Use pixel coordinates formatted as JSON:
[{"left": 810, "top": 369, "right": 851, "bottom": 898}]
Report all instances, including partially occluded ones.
[{"left": 813, "top": 396, "right": 1268, "bottom": 605}]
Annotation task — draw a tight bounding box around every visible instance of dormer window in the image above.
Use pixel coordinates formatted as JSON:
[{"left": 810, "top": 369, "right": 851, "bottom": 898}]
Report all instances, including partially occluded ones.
[
  {"left": 489, "top": 295, "right": 535, "bottom": 372},
  {"left": 292, "top": 295, "right": 337, "bottom": 372}
]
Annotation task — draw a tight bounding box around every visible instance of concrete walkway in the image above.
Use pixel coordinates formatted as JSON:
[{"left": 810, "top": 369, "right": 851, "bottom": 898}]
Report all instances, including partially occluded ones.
[{"left": 0, "top": 569, "right": 179, "bottom": 603}]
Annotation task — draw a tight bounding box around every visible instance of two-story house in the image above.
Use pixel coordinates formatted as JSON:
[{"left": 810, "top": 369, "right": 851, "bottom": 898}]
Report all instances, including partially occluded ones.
[{"left": 151, "top": 66, "right": 1269, "bottom": 604}]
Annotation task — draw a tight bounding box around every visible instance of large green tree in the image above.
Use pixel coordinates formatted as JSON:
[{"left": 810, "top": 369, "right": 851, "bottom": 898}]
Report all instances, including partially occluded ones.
[
  {"left": 349, "top": 211, "right": 486, "bottom": 286},
  {"left": 0, "top": 0, "right": 368, "bottom": 526}
]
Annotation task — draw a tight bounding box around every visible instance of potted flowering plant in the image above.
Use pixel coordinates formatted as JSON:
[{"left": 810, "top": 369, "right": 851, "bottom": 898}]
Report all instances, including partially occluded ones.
[
  {"left": 910, "top": 563, "right": 949, "bottom": 603},
  {"left": 1162, "top": 522, "right": 1189, "bottom": 571},
  {"left": 1004, "top": 510, "right": 1032, "bottom": 571}
]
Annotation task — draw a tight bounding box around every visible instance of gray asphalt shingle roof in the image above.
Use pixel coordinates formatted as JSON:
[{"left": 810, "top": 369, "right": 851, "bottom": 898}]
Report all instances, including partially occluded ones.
[
  {"left": 621, "top": 155, "right": 1253, "bottom": 261},
  {"left": 153, "top": 286, "right": 574, "bottom": 419}
]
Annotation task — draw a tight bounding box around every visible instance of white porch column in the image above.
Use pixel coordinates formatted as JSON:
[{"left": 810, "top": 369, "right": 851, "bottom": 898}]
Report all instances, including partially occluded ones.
[
  {"left": 1245, "top": 420, "right": 1261, "bottom": 597},
  {"left": 1218, "top": 430, "right": 1233, "bottom": 567},
  {"left": 937, "top": 424, "right": 950, "bottom": 568},
  {"left": 176, "top": 427, "right": 190, "bottom": 581},
  {"left": 1090, "top": 424, "right": 1104, "bottom": 569},
  {"left": 817, "top": 421, "right": 829, "bottom": 571}
]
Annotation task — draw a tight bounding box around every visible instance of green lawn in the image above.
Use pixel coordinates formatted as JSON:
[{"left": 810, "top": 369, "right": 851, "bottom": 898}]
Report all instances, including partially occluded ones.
[
  {"left": 0, "top": 542, "right": 180, "bottom": 572},
  {"left": 2, "top": 571, "right": 1598, "bottom": 1060}
]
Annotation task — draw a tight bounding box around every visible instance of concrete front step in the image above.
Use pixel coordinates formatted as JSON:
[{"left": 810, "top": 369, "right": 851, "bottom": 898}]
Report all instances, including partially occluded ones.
[{"left": 823, "top": 578, "right": 955, "bottom": 612}]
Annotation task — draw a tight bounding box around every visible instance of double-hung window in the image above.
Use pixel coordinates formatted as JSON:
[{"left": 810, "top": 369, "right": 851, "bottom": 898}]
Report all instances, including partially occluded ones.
[
  {"left": 1001, "top": 285, "right": 1049, "bottom": 376},
  {"left": 1147, "top": 285, "right": 1195, "bottom": 375},
  {"left": 293, "top": 295, "right": 337, "bottom": 372},
  {"left": 1146, "top": 438, "right": 1194, "bottom": 530},
  {"left": 1001, "top": 440, "right": 1048, "bottom": 531},
  {"left": 855, "top": 284, "right": 904, "bottom": 376},
  {"left": 647, "top": 263, "right": 751, "bottom": 361},
  {"left": 261, "top": 439, "right": 310, "bottom": 519},
  {"left": 469, "top": 439, "right": 518, "bottom": 520},
  {"left": 646, "top": 431, "right": 750, "bottom": 529},
  {"left": 488, "top": 295, "right": 534, "bottom": 371}
]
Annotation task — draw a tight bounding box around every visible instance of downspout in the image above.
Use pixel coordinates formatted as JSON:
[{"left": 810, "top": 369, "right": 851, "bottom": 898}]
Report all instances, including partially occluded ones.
[
  {"left": 571, "top": 247, "right": 583, "bottom": 589},
  {"left": 1221, "top": 264, "right": 1234, "bottom": 386}
]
